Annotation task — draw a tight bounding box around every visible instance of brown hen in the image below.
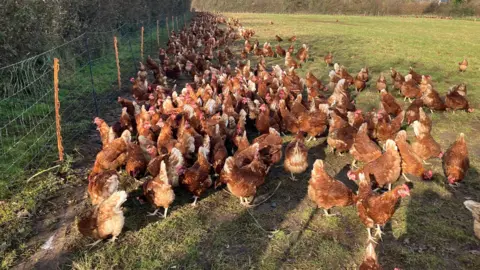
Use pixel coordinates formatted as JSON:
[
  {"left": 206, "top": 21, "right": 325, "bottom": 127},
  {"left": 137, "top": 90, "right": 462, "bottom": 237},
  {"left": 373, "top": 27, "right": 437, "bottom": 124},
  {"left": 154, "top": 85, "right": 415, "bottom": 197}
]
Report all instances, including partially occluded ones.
[
  {"left": 90, "top": 130, "right": 131, "bottom": 178},
  {"left": 355, "top": 173, "right": 410, "bottom": 241},
  {"left": 348, "top": 140, "right": 401, "bottom": 190},
  {"left": 88, "top": 170, "right": 119, "bottom": 206},
  {"left": 143, "top": 161, "right": 175, "bottom": 218},
  {"left": 443, "top": 133, "right": 469, "bottom": 185},
  {"left": 284, "top": 133, "right": 308, "bottom": 181},
  {"left": 395, "top": 131, "right": 432, "bottom": 181},
  {"left": 308, "top": 160, "right": 355, "bottom": 216},
  {"left": 77, "top": 191, "right": 127, "bottom": 244}
]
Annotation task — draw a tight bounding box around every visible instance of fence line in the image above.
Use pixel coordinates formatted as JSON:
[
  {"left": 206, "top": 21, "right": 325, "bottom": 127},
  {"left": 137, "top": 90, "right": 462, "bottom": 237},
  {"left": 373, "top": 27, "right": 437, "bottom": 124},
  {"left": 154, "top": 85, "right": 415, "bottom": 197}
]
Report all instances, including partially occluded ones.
[
  {"left": 0, "top": 11, "right": 192, "bottom": 198},
  {"left": 0, "top": 34, "right": 87, "bottom": 71}
]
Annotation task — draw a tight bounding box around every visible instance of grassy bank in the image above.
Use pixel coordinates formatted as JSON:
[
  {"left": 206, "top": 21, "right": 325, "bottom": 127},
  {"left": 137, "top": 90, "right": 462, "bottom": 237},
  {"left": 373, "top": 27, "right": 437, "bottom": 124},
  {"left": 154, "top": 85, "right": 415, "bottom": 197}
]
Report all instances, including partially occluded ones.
[{"left": 0, "top": 15, "right": 193, "bottom": 268}]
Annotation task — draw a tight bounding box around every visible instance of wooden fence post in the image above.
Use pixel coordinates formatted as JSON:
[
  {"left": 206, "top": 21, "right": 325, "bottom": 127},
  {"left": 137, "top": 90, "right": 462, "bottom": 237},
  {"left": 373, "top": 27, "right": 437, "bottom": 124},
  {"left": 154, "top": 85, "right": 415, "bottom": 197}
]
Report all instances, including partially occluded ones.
[
  {"left": 166, "top": 16, "right": 169, "bottom": 36},
  {"left": 156, "top": 20, "right": 160, "bottom": 47},
  {"left": 140, "top": 26, "right": 144, "bottom": 60},
  {"left": 53, "top": 58, "right": 64, "bottom": 161},
  {"left": 114, "top": 36, "right": 121, "bottom": 90}
]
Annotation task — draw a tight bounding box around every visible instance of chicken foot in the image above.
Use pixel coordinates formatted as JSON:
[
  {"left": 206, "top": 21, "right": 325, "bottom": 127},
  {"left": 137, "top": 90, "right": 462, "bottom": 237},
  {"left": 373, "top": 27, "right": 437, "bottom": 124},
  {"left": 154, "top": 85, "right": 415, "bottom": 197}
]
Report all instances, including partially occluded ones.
[
  {"left": 240, "top": 197, "right": 253, "bottom": 206},
  {"left": 448, "top": 182, "right": 462, "bottom": 189},
  {"left": 147, "top": 209, "right": 162, "bottom": 217},
  {"left": 367, "top": 228, "right": 378, "bottom": 244},
  {"left": 351, "top": 159, "right": 358, "bottom": 168},
  {"left": 402, "top": 173, "right": 412, "bottom": 182},
  {"left": 289, "top": 172, "right": 298, "bottom": 181},
  {"left": 322, "top": 208, "right": 338, "bottom": 217},
  {"left": 86, "top": 239, "right": 103, "bottom": 247},
  {"left": 374, "top": 224, "right": 384, "bottom": 240},
  {"left": 403, "top": 97, "right": 412, "bottom": 103},
  {"left": 109, "top": 236, "right": 118, "bottom": 243},
  {"left": 191, "top": 196, "right": 199, "bottom": 206}
]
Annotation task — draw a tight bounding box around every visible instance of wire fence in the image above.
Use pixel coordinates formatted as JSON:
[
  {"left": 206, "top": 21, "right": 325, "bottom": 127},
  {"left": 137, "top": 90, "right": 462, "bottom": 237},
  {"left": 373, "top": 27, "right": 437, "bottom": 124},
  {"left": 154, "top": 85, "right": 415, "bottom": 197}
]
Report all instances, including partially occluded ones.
[{"left": 0, "top": 12, "right": 192, "bottom": 198}]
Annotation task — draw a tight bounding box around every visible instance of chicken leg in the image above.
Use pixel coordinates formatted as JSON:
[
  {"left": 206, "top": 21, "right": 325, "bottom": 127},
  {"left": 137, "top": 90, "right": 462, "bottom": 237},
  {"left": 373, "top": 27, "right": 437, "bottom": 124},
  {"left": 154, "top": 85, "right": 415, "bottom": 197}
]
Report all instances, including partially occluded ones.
[
  {"left": 323, "top": 208, "right": 338, "bottom": 217},
  {"left": 163, "top": 207, "right": 169, "bottom": 218},
  {"left": 449, "top": 182, "right": 461, "bottom": 189},
  {"left": 367, "top": 228, "right": 377, "bottom": 244},
  {"left": 87, "top": 239, "right": 103, "bottom": 247},
  {"left": 351, "top": 159, "right": 358, "bottom": 168},
  {"left": 374, "top": 224, "right": 384, "bottom": 240},
  {"left": 191, "top": 196, "right": 199, "bottom": 206},
  {"left": 109, "top": 235, "right": 118, "bottom": 243},
  {"left": 240, "top": 197, "right": 252, "bottom": 206},
  {"left": 239, "top": 197, "right": 247, "bottom": 205},
  {"left": 289, "top": 172, "right": 297, "bottom": 181},
  {"left": 422, "top": 160, "right": 431, "bottom": 165},
  {"left": 402, "top": 173, "right": 412, "bottom": 182}
]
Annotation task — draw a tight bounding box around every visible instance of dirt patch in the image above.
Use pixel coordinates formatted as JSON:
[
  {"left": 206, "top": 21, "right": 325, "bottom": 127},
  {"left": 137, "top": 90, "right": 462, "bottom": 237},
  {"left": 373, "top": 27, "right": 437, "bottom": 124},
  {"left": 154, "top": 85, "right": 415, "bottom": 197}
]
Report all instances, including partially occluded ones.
[
  {"left": 13, "top": 186, "right": 86, "bottom": 270},
  {"left": 12, "top": 85, "right": 133, "bottom": 268}
]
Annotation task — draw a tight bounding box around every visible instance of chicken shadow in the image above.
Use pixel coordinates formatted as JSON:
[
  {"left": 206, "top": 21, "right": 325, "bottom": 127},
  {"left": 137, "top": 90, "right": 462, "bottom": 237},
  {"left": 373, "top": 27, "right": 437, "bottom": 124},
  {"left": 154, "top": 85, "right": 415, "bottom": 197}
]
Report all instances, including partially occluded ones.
[
  {"left": 154, "top": 137, "right": 328, "bottom": 268},
  {"left": 378, "top": 167, "right": 480, "bottom": 269}
]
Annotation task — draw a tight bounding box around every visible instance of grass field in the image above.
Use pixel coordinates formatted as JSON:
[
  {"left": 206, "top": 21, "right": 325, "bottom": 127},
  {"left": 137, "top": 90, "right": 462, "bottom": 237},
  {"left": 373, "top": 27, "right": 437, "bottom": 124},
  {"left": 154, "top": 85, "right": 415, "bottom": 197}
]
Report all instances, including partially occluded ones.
[{"left": 3, "top": 13, "right": 480, "bottom": 269}]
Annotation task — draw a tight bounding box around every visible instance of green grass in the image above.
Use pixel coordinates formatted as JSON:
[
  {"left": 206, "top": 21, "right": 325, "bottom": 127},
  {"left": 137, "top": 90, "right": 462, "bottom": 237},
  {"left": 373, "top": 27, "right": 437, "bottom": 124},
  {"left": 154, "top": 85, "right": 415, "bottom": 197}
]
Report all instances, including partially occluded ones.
[
  {"left": 4, "top": 13, "right": 480, "bottom": 270},
  {"left": 0, "top": 20, "right": 173, "bottom": 198},
  {"left": 0, "top": 17, "right": 191, "bottom": 268}
]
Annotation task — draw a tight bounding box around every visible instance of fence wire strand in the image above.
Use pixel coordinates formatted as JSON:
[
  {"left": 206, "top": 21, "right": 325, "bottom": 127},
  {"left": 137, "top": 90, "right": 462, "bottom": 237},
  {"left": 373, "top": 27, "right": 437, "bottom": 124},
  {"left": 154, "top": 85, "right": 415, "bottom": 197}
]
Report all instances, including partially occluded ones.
[{"left": 0, "top": 11, "right": 192, "bottom": 197}]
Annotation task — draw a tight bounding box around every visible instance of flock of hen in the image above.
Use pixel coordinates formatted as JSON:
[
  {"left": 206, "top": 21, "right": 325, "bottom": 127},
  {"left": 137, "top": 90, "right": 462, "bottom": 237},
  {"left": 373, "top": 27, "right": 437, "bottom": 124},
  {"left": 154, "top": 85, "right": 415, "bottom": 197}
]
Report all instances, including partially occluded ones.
[{"left": 77, "top": 12, "right": 479, "bottom": 268}]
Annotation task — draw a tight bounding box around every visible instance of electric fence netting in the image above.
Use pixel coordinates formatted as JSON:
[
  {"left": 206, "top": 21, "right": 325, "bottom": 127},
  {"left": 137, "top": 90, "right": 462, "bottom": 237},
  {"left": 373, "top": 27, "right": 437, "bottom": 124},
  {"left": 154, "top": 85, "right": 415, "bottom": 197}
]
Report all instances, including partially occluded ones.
[{"left": 0, "top": 12, "right": 192, "bottom": 198}]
